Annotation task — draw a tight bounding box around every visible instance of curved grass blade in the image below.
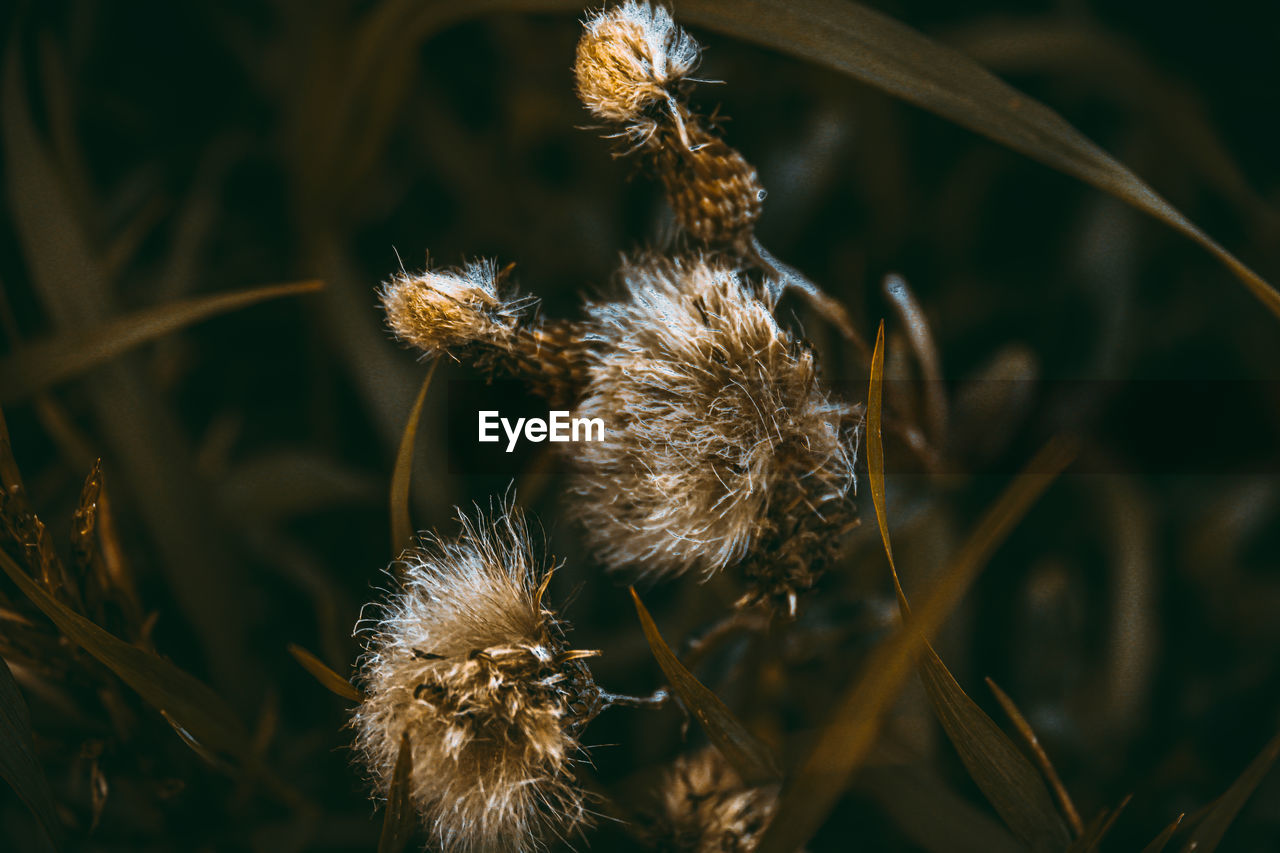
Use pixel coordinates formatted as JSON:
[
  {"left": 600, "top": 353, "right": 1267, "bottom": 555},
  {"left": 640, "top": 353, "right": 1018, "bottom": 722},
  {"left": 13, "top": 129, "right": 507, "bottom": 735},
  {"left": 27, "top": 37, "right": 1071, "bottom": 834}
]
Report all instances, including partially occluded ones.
[
  {"left": 0, "top": 549, "right": 248, "bottom": 761},
  {"left": 866, "top": 321, "right": 906, "bottom": 606},
  {"left": 987, "top": 677, "right": 1083, "bottom": 835},
  {"left": 677, "top": 0, "right": 1279, "bottom": 318},
  {"left": 874, "top": 320, "right": 1070, "bottom": 849},
  {"left": 630, "top": 587, "right": 780, "bottom": 785},
  {"left": 917, "top": 651, "right": 1072, "bottom": 850},
  {"left": 288, "top": 643, "right": 363, "bottom": 702},
  {"left": 378, "top": 732, "right": 416, "bottom": 853},
  {"left": 1065, "top": 795, "right": 1129, "bottom": 853},
  {"left": 759, "top": 328, "right": 1074, "bottom": 852},
  {"left": 0, "top": 654, "right": 58, "bottom": 843},
  {"left": 1179, "top": 731, "right": 1280, "bottom": 853},
  {"left": 1141, "top": 813, "right": 1183, "bottom": 853},
  {"left": 390, "top": 361, "right": 437, "bottom": 557},
  {"left": 0, "top": 280, "right": 323, "bottom": 405}
]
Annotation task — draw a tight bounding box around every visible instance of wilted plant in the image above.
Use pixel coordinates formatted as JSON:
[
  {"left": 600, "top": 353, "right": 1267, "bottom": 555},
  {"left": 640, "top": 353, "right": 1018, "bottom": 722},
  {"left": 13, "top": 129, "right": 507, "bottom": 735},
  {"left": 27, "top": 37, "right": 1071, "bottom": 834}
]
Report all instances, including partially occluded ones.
[
  {"left": 570, "top": 254, "right": 860, "bottom": 612},
  {"left": 3, "top": 0, "right": 1278, "bottom": 851},
  {"left": 645, "top": 747, "right": 779, "bottom": 853},
  {"left": 352, "top": 501, "right": 660, "bottom": 853}
]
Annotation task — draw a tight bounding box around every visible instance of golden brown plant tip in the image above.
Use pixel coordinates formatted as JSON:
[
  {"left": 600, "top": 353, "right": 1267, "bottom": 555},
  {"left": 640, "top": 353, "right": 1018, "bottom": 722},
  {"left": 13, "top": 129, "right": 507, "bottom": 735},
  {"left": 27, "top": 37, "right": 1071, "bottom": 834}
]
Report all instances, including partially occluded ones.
[
  {"left": 568, "top": 255, "right": 860, "bottom": 611},
  {"left": 574, "top": 2, "right": 701, "bottom": 146},
  {"left": 379, "top": 259, "right": 530, "bottom": 358},
  {"left": 647, "top": 748, "right": 779, "bottom": 852},
  {"left": 379, "top": 259, "right": 589, "bottom": 407},
  {"left": 351, "top": 503, "right": 602, "bottom": 853}
]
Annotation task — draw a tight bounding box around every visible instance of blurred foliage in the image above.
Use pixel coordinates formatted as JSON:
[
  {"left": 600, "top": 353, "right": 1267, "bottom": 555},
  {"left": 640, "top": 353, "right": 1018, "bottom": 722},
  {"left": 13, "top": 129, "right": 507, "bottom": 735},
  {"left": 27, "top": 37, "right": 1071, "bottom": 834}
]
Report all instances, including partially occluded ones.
[{"left": 0, "top": 0, "right": 1278, "bottom": 850}]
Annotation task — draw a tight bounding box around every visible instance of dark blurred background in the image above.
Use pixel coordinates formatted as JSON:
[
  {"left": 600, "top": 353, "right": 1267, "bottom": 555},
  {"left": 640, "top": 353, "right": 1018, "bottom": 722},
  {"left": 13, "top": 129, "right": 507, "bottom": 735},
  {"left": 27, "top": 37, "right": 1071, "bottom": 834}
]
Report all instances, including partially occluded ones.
[{"left": 1, "top": 0, "right": 1278, "bottom": 850}]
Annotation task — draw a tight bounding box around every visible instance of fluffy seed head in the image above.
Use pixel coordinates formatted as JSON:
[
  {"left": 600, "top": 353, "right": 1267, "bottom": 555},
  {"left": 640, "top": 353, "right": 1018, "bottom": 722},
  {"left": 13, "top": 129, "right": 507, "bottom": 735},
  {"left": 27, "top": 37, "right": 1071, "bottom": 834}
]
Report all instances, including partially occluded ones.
[
  {"left": 569, "top": 256, "right": 859, "bottom": 601},
  {"left": 647, "top": 749, "right": 779, "bottom": 852},
  {"left": 380, "top": 259, "right": 531, "bottom": 357},
  {"left": 352, "top": 504, "right": 600, "bottom": 853},
  {"left": 575, "top": 2, "right": 700, "bottom": 142}
]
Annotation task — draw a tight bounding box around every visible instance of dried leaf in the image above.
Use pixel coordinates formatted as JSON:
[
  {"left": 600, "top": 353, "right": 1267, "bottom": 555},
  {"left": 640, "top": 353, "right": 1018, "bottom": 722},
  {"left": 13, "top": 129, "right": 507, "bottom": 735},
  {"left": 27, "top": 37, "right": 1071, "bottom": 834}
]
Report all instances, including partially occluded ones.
[
  {"left": 0, "top": 653, "right": 59, "bottom": 842},
  {"left": 390, "top": 362, "right": 437, "bottom": 557},
  {"left": 378, "top": 732, "right": 416, "bottom": 853},
  {"left": 0, "top": 549, "right": 248, "bottom": 761},
  {"left": 630, "top": 588, "right": 780, "bottom": 785},
  {"left": 1064, "top": 796, "right": 1129, "bottom": 853},
  {"left": 879, "top": 323, "right": 1069, "bottom": 850},
  {"left": 288, "top": 644, "right": 363, "bottom": 703},
  {"left": 0, "top": 280, "right": 323, "bottom": 404},
  {"left": 758, "top": 326, "right": 1074, "bottom": 853},
  {"left": 677, "top": 0, "right": 1280, "bottom": 318},
  {"left": 918, "top": 653, "right": 1072, "bottom": 851},
  {"left": 1141, "top": 813, "right": 1183, "bottom": 853},
  {"left": 1179, "top": 731, "right": 1280, "bottom": 853},
  {"left": 987, "top": 677, "right": 1083, "bottom": 835}
]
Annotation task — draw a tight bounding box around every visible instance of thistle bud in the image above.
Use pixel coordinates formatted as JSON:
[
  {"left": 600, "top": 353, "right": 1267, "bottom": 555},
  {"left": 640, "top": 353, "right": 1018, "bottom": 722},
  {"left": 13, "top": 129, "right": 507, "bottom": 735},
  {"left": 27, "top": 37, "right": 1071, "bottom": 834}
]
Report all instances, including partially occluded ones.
[
  {"left": 379, "top": 259, "right": 588, "bottom": 407},
  {"left": 574, "top": 1, "right": 701, "bottom": 143},
  {"left": 647, "top": 748, "right": 779, "bottom": 852},
  {"left": 380, "top": 260, "right": 526, "bottom": 356},
  {"left": 568, "top": 256, "right": 860, "bottom": 613},
  {"left": 352, "top": 504, "right": 603, "bottom": 852},
  {"left": 574, "top": 3, "right": 764, "bottom": 252}
]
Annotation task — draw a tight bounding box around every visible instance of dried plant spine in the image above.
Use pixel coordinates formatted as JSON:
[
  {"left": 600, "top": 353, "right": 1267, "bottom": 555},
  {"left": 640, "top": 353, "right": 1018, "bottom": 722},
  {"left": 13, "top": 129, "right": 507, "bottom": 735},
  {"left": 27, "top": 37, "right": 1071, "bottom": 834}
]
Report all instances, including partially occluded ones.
[
  {"left": 569, "top": 255, "right": 860, "bottom": 614},
  {"left": 379, "top": 259, "right": 588, "bottom": 407},
  {"left": 646, "top": 748, "right": 779, "bottom": 852},
  {"left": 575, "top": 2, "right": 765, "bottom": 253},
  {"left": 352, "top": 504, "right": 606, "bottom": 853}
]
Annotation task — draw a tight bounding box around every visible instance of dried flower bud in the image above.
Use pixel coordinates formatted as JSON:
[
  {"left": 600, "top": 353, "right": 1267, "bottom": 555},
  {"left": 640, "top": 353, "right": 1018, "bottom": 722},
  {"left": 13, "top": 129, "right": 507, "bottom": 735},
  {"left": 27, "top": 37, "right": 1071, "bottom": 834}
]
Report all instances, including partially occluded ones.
[
  {"left": 647, "top": 748, "right": 779, "bottom": 852},
  {"left": 574, "top": 4, "right": 763, "bottom": 251},
  {"left": 569, "top": 256, "right": 860, "bottom": 612},
  {"left": 379, "top": 259, "right": 588, "bottom": 407},
  {"left": 352, "top": 504, "right": 603, "bottom": 853},
  {"left": 575, "top": 1, "right": 701, "bottom": 144},
  {"left": 380, "top": 259, "right": 528, "bottom": 356}
]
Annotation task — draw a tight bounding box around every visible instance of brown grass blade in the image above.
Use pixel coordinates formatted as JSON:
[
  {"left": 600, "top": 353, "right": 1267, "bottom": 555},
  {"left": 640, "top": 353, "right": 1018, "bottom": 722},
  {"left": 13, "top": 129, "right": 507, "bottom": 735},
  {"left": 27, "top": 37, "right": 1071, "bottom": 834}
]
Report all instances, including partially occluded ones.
[
  {"left": 630, "top": 588, "right": 780, "bottom": 785},
  {"left": 1179, "top": 731, "right": 1280, "bottom": 853},
  {"left": 0, "top": 280, "right": 323, "bottom": 404},
  {"left": 0, "top": 549, "right": 248, "bottom": 761},
  {"left": 288, "top": 643, "right": 363, "bottom": 702},
  {"left": 916, "top": 651, "right": 1072, "bottom": 850},
  {"left": 1141, "top": 813, "right": 1183, "bottom": 853},
  {"left": 987, "top": 677, "right": 1083, "bottom": 835},
  {"left": 390, "top": 362, "right": 437, "bottom": 557},
  {"left": 759, "top": 325, "right": 1075, "bottom": 852},
  {"left": 378, "top": 732, "right": 416, "bottom": 853},
  {"left": 0, "top": 654, "right": 58, "bottom": 842},
  {"left": 288, "top": 644, "right": 363, "bottom": 702},
  {"left": 678, "top": 0, "right": 1279, "bottom": 318},
  {"left": 1063, "top": 795, "right": 1129, "bottom": 852}
]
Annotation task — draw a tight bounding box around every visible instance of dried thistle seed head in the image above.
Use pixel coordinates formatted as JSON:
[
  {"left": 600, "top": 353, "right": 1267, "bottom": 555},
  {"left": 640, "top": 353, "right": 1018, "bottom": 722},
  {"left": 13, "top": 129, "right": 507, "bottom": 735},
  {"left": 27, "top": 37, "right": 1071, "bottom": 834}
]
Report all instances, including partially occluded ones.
[
  {"left": 574, "top": 1, "right": 700, "bottom": 144},
  {"left": 379, "top": 259, "right": 531, "bottom": 357},
  {"left": 352, "top": 504, "right": 600, "bottom": 853},
  {"left": 646, "top": 748, "right": 779, "bottom": 852},
  {"left": 569, "top": 255, "right": 859, "bottom": 602}
]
